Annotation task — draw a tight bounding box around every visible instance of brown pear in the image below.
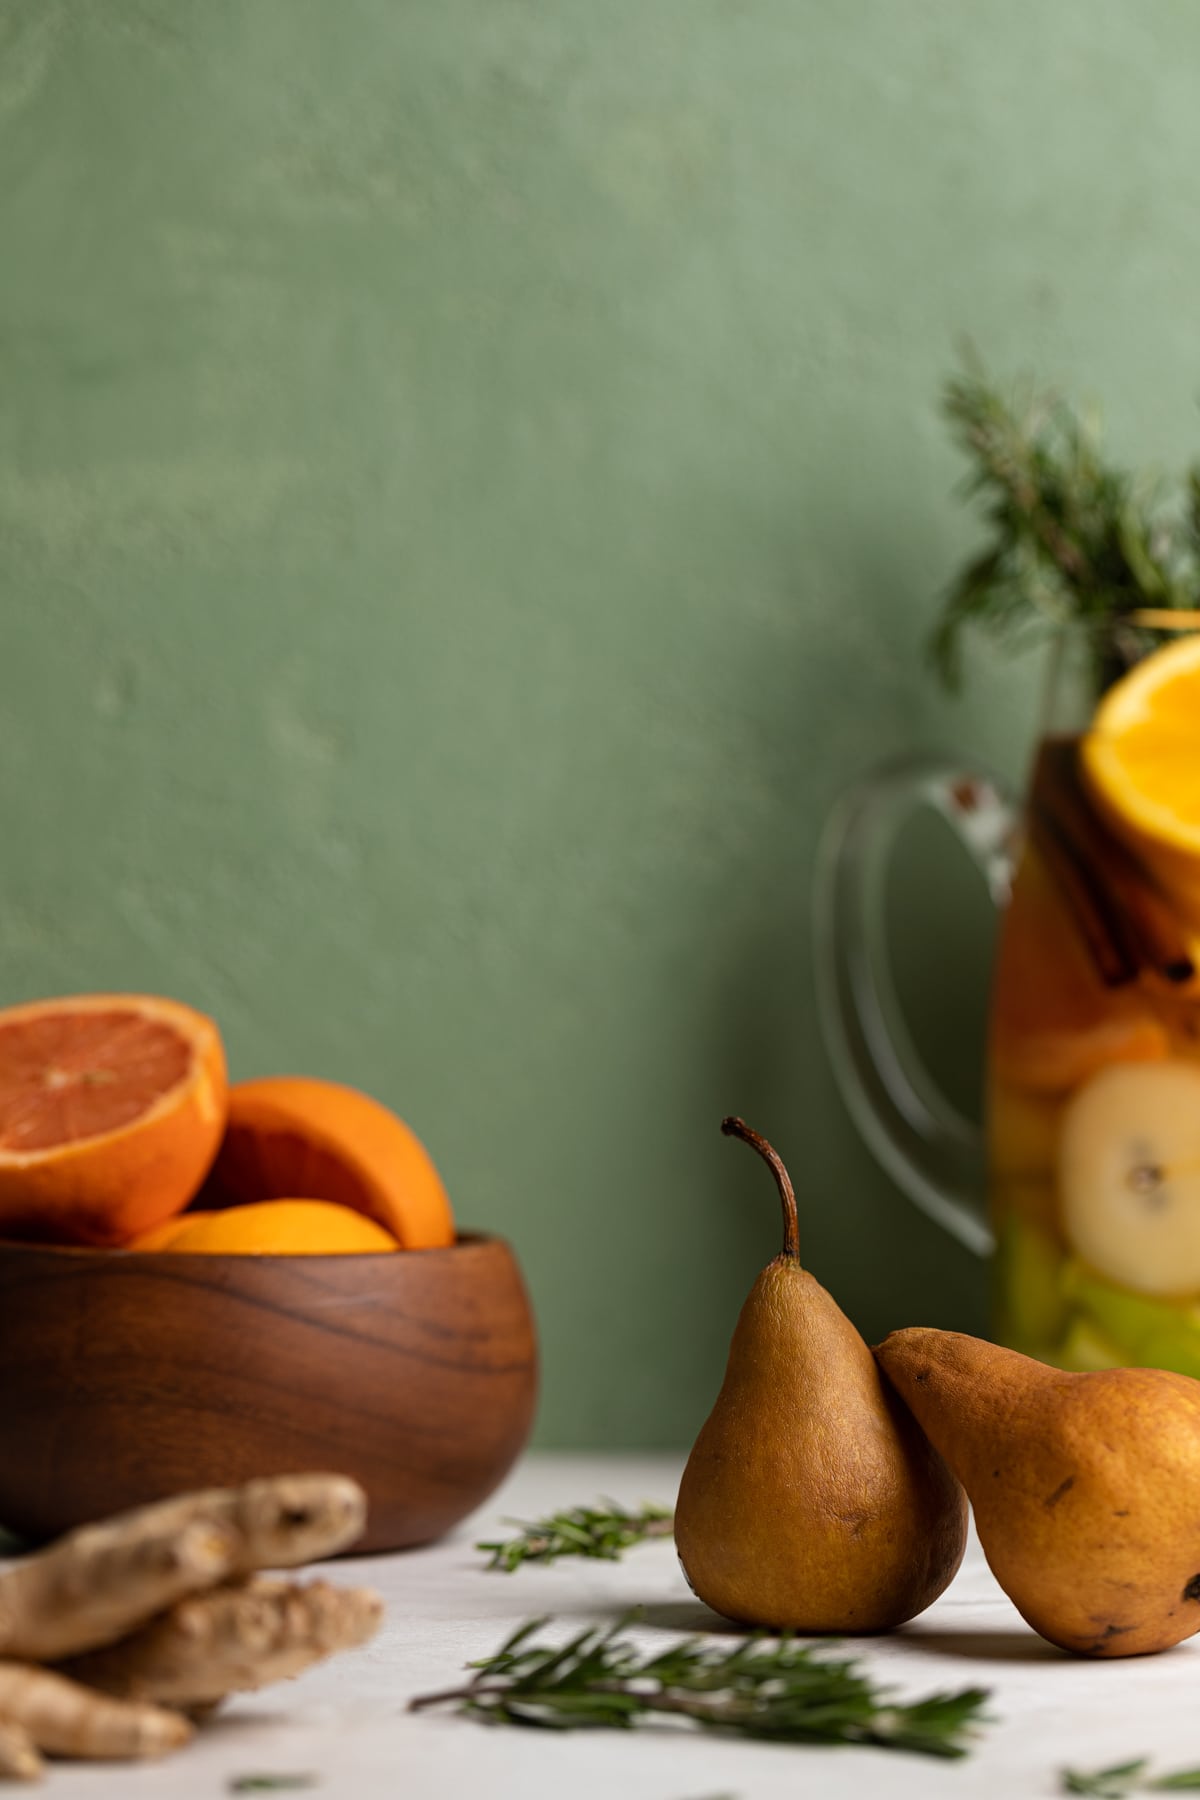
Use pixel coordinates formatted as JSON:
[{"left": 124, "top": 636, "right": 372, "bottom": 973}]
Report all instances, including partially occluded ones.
[
  {"left": 875, "top": 1327, "right": 1200, "bottom": 1657},
  {"left": 674, "top": 1119, "right": 967, "bottom": 1632}
]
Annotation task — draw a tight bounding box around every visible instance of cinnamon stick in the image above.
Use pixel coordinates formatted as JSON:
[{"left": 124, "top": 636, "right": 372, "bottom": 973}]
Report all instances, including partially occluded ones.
[{"left": 1029, "top": 737, "right": 1195, "bottom": 988}]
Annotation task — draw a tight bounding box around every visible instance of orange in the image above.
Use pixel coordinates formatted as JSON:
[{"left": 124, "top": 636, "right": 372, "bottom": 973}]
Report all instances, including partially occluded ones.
[
  {"left": 0, "top": 993, "right": 227, "bottom": 1246},
  {"left": 1081, "top": 635, "right": 1200, "bottom": 922},
  {"left": 131, "top": 1198, "right": 400, "bottom": 1255},
  {"left": 199, "top": 1075, "right": 455, "bottom": 1249}
]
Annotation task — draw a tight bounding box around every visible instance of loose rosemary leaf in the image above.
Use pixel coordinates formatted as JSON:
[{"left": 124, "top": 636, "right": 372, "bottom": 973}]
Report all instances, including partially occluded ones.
[{"left": 476, "top": 1500, "right": 673, "bottom": 1570}]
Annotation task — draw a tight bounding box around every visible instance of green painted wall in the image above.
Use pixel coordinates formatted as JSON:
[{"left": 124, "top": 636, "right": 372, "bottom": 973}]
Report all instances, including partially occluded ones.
[{"left": 2, "top": 1, "right": 1198, "bottom": 1446}]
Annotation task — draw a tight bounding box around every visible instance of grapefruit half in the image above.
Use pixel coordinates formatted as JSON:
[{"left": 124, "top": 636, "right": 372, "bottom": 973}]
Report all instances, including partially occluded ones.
[{"left": 0, "top": 993, "right": 227, "bottom": 1245}]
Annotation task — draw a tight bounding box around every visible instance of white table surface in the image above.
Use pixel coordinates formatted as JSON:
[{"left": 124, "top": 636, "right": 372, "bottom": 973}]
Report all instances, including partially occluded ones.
[{"left": 16, "top": 1451, "right": 1200, "bottom": 1798}]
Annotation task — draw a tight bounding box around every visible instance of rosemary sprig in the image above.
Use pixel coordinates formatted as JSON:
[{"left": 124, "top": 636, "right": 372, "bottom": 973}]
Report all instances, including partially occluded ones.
[
  {"left": 410, "top": 1615, "right": 990, "bottom": 1758},
  {"left": 476, "top": 1500, "right": 673, "bottom": 1571},
  {"left": 931, "top": 356, "right": 1200, "bottom": 689},
  {"left": 1062, "top": 1763, "right": 1200, "bottom": 1796}
]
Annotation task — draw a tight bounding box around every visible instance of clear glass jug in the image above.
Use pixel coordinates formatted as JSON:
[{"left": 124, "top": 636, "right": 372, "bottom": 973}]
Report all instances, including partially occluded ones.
[{"left": 815, "top": 621, "right": 1200, "bottom": 1373}]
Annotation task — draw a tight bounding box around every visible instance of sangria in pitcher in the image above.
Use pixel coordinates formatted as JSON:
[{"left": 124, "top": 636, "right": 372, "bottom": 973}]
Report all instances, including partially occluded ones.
[
  {"left": 991, "top": 629, "right": 1200, "bottom": 1370},
  {"left": 817, "top": 365, "right": 1200, "bottom": 1375}
]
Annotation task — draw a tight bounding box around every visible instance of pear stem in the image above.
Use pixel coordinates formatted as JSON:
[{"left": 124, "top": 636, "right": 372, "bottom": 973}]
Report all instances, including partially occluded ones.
[{"left": 721, "top": 1116, "right": 800, "bottom": 1260}]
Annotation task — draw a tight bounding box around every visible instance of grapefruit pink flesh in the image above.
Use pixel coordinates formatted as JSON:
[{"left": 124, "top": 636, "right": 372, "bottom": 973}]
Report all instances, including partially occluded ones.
[
  {"left": 0, "top": 994, "right": 227, "bottom": 1246},
  {"left": 0, "top": 1010, "right": 193, "bottom": 1151}
]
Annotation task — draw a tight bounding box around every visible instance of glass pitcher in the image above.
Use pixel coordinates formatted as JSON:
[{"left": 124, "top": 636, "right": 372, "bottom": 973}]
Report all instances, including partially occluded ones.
[{"left": 815, "top": 619, "right": 1200, "bottom": 1373}]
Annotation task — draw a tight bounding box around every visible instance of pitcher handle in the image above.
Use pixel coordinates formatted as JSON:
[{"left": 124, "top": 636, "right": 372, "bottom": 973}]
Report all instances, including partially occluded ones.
[{"left": 812, "top": 756, "right": 1021, "bottom": 1258}]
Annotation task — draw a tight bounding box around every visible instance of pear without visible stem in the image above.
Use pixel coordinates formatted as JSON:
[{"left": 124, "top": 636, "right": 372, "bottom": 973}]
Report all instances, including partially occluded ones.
[
  {"left": 674, "top": 1120, "right": 968, "bottom": 1633},
  {"left": 875, "top": 1327, "right": 1200, "bottom": 1657}
]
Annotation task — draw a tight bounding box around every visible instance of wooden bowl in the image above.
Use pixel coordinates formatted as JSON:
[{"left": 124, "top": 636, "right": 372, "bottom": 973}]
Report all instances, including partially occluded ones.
[{"left": 0, "top": 1233, "right": 537, "bottom": 1552}]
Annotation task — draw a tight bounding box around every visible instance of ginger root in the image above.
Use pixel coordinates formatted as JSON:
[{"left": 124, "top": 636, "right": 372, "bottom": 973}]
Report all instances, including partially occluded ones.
[
  {"left": 0, "top": 1720, "right": 41, "bottom": 1785},
  {"left": 0, "top": 1474, "right": 381, "bottom": 1784},
  {"left": 0, "top": 1664, "right": 190, "bottom": 1763},
  {"left": 64, "top": 1576, "right": 384, "bottom": 1709},
  {"left": 0, "top": 1473, "right": 366, "bottom": 1662}
]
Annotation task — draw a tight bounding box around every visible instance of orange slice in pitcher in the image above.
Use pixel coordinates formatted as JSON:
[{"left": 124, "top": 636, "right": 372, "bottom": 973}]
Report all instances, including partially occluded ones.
[
  {"left": 1082, "top": 635, "right": 1200, "bottom": 921},
  {"left": 0, "top": 994, "right": 227, "bottom": 1245}
]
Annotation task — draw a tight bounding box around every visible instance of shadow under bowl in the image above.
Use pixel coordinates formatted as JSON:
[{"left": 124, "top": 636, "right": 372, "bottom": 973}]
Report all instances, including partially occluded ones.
[{"left": 0, "top": 1232, "right": 538, "bottom": 1553}]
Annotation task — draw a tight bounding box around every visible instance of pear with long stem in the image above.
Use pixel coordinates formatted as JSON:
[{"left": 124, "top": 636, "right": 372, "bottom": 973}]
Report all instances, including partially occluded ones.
[{"left": 674, "top": 1118, "right": 967, "bottom": 1632}]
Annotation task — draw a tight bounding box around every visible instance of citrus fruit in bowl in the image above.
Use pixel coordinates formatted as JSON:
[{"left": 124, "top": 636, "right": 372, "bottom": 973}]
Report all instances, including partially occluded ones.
[
  {"left": 0, "top": 998, "right": 455, "bottom": 1256},
  {"left": 0, "top": 993, "right": 226, "bottom": 1246},
  {"left": 130, "top": 1198, "right": 402, "bottom": 1254},
  {"left": 196, "top": 1075, "right": 455, "bottom": 1250}
]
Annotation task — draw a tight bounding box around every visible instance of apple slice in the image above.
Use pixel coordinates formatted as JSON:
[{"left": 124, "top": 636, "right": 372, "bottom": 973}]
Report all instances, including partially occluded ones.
[{"left": 1058, "top": 1059, "right": 1200, "bottom": 1296}]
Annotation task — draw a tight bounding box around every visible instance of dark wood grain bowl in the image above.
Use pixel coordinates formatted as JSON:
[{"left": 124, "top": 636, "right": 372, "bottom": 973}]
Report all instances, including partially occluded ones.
[{"left": 0, "top": 1233, "right": 538, "bottom": 1553}]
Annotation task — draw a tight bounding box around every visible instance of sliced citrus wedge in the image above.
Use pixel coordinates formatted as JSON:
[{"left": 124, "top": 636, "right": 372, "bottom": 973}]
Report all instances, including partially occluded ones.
[
  {"left": 1081, "top": 635, "right": 1200, "bottom": 917},
  {"left": 0, "top": 993, "right": 227, "bottom": 1246}
]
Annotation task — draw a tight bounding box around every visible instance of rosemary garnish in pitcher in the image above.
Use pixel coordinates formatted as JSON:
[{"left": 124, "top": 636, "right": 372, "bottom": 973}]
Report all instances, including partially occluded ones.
[{"left": 931, "top": 357, "right": 1200, "bottom": 690}]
